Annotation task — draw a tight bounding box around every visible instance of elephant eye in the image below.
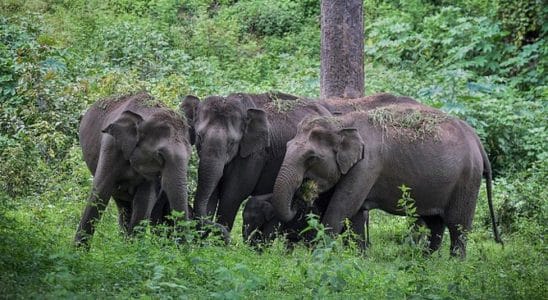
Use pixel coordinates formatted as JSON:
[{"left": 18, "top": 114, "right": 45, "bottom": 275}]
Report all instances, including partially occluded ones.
[{"left": 305, "top": 155, "right": 320, "bottom": 167}]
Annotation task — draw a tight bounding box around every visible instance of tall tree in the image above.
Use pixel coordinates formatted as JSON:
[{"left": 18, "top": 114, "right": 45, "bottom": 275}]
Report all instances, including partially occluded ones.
[{"left": 320, "top": 0, "right": 364, "bottom": 99}]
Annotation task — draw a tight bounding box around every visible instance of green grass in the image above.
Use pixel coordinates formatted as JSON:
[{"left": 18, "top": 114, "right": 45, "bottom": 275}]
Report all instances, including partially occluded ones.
[
  {"left": 1, "top": 187, "right": 544, "bottom": 298},
  {"left": 1, "top": 156, "right": 545, "bottom": 298}
]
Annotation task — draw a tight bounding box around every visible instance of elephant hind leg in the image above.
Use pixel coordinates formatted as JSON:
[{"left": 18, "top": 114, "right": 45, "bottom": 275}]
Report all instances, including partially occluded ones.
[
  {"left": 421, "top": 215, "right": 446, "bottom": 253},
  {"left": 447, "top": 223, "right": 469, "bottom": 258},
  {"left": 445, "top": 186, "right": 478, "bottom": 258}
]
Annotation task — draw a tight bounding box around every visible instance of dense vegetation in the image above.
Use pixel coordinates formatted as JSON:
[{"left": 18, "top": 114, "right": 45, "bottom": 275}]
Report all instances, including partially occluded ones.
[{"left": 1, "top": 0, "right": 546, "bottom": 298}]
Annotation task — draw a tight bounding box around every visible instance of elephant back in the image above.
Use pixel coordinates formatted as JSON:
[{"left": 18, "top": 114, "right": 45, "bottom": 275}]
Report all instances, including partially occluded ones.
[{"left": 319, "top": 93, "right": 421, "bottom": 115}]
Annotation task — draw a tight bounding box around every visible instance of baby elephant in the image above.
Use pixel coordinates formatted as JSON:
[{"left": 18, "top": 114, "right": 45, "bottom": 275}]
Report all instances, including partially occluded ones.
[
  {"left": 243, "top": 192, "right": 370, "bottom": 249},
  {"left": 75, "top": 92, "right": 192, "bottom": 247},
  {"left": 242, "top": 193, "right": 314, "bottom": 246}
]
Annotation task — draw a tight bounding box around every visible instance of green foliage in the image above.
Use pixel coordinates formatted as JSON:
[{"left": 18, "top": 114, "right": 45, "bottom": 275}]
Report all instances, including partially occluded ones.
[
  {"left": 0, "top": 0, "right": 546, "bottom": 297},
  {"left": 497, "top": 0, "right": 546, "bottom": 47},
  {"left": 230, "top": 0, "right": 306, "bottom": 37},
  {"left": 490, "top": 162, "right": 547, "bottom": 232},
  {"left": 364, "top": 2, "right": 546, "bottom": 100},
  {"left": 397, "top": 185, "right": 418, "bottom": 219},
  {"left": 0, "top": 15, "right": 85, "bottom": 197}
]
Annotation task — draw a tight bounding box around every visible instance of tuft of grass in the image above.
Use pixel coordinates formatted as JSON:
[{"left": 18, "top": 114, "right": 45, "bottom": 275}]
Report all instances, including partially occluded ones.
[
  {"left": 297, "top": 180, "right": 319, "bottom": 205},
  {"left": 264, "top": 94, "right": 306, "bottom": 112},
  {"left": 368, "top": 105, "right": 449, "bottom": 141}
]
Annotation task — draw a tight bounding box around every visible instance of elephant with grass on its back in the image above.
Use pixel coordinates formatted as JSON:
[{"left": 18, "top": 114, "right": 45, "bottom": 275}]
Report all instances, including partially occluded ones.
[
  {"left": 75, "top": 92, "right": 193, "bottom": 247},
  {"left": 241, "top": 93, "right": 420, "bottom": 247},
  {"left": 271, "top": 100, "right": 503, "bottom": 258}
]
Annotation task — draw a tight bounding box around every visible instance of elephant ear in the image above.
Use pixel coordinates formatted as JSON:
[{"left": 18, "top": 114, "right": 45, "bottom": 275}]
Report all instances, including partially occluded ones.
[
  {"left": 102, "top": 110, "right": 144, "bottom": 160},
  {"left": 239, "top": 108, "right": 270, "bottom": 158},
  {"left": 253, "top": 194, "right": 275, "bottom": 221},
  {"left": 262, "top": 200, "right": 275, "bottom": 222},
  {"left": 336, "top": 128, "right": 365, "bottom": 175},
  {"left": 180, "top": 95, "right": 200, "bottom": 144}
]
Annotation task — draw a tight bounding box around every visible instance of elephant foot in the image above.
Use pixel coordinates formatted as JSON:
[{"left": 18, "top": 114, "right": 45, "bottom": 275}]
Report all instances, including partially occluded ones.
[{"left": 74, "top": 235, "right": 91, "bottom": 250}]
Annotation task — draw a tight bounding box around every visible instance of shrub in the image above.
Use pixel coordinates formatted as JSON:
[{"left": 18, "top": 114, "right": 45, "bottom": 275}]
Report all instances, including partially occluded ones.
[
  {"left": 494, "top": 162, "right": 547, "bottom": 233},
  {"left": 231, "top": 0, "right": 305, "bottom": 37},
  {"left": 0, "top": 15, "right": 85, "bottom": 197},
  {"left": 497, "top": 0, "right": 546, "bottom": 47}
]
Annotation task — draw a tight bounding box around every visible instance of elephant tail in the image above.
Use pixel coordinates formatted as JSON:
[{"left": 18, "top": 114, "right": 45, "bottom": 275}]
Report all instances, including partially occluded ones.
[{"left": 481, "top": 146, "right": 503, "bottom": 246}]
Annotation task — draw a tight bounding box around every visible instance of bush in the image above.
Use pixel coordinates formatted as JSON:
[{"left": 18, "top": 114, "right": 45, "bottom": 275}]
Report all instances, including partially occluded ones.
[
  {"left": 0, "top": 15, "right": 85, "bottom": 197},
  {"left": 497, "top": 0, "right": 546, "bottom": 47},
  {"left": 231, "top": 0, "right": 306, "bottom": 37},
  {"left": 494, "top": 162, "right": 547, "bottom": 233}
]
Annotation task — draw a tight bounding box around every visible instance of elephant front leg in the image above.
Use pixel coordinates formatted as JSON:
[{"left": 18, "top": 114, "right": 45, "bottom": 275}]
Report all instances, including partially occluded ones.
[
  {"left": 322, "top": 163, "right": 377, "bottom": 237},
  {"left": 75, "top": 144, "right": 122, "bottom": 247},
  {"left": 216, "top": 156, "right": 265, "bottom": 231},
  {"left": 75, "top": 190, "right": 113, "bottom": 248},
  {"left": 128, "top": 181, "right": 157, "bottom": 235},
  {"left": 114, "top": 198, "right": 132, "bottom": 233}
]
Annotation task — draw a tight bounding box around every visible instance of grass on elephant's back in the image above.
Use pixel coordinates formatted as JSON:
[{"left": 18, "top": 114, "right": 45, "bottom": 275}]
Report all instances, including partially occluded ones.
[{"left": 367, "top": 105, "right": 449, "bottom": 142}]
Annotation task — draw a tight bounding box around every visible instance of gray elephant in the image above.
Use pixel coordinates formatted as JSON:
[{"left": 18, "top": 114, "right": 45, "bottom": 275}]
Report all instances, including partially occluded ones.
[
  {"left": 181, "top": 92, "right": 331, "bottom": 232},
  {"left": 242, "top": 193, "right": 318, "bottom": 246},
  {"left": 271, "top": 100, "right": 503, "bottom": 257},
  {"left": 241, "top": 93, "right": 414, "bottom": 246},
  {"left": 75, "top": 92, "right": 192, "bottom": 247},
  {"left": 243, "top": 190, "right": 370, "bottom": 249}
]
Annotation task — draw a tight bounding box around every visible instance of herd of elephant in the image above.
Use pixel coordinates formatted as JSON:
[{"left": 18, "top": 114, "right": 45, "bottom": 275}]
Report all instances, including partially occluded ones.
[{"left": 74, "top": 91, "right": 503, "bottom": 258}]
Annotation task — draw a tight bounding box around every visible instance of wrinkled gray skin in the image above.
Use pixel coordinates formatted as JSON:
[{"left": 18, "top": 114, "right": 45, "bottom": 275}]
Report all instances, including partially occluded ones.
[
  {"left": 181, "top": 92, "right": 331, "bottom": 231},
  {"left": 272, "top": 101, "right": 502, "bottom": 258},
  {"left": 242, "top": 93, "right": 416, "bottom": 247},
  {"left": 243, "top": 192, "right": 369, "bottom": 249},
  {"left": 75, "top": 92, "right": 191, "bottom": 247}
]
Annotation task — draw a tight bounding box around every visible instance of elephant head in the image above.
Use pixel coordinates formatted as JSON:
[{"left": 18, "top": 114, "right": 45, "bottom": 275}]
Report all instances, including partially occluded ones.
[
  {"left": 242, "top": 194, "right": 278, "bottom": 245},
  {"left": 103, "top": 109, "right": 191, "bottom": 216},
  {"left": 272, "top": 117, "right": 364, "bottom": 222},
  {"left": 181, "top": 94, "right": 270, "bottom": 218}
]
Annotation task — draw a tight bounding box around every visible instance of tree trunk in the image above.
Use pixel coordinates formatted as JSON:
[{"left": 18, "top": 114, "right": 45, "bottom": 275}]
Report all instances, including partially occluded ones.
[{"left": 320, "top": 0, "right": 364, "bottom": 99}]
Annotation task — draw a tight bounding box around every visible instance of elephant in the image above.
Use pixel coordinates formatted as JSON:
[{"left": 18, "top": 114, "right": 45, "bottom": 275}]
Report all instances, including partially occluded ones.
[
  {"left": 241, "top": 93, "right": 415, "bottom": 247},
  {"left": 271, "top": 99, "right": 503, "bottom": 258},
  {"left": 243, "top": 190, "right": 370, "bottom": 249},
  {"left": 75, "top": 92, "right": 192, "bottom": 247},
  {"left": 181, "top": 92, "right": 331, "bottom": 233},
  {"left": 242, "top": 192, "right": 319, "bottom": 246}
]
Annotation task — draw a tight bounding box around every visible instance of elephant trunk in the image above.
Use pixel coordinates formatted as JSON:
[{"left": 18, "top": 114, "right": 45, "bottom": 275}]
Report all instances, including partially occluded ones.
[
  {"left": 272, "top": 162, "right": 304, "bottom": 222},
  {"left": 194, "top": 148, "right": 226, "bottom": 219}
]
